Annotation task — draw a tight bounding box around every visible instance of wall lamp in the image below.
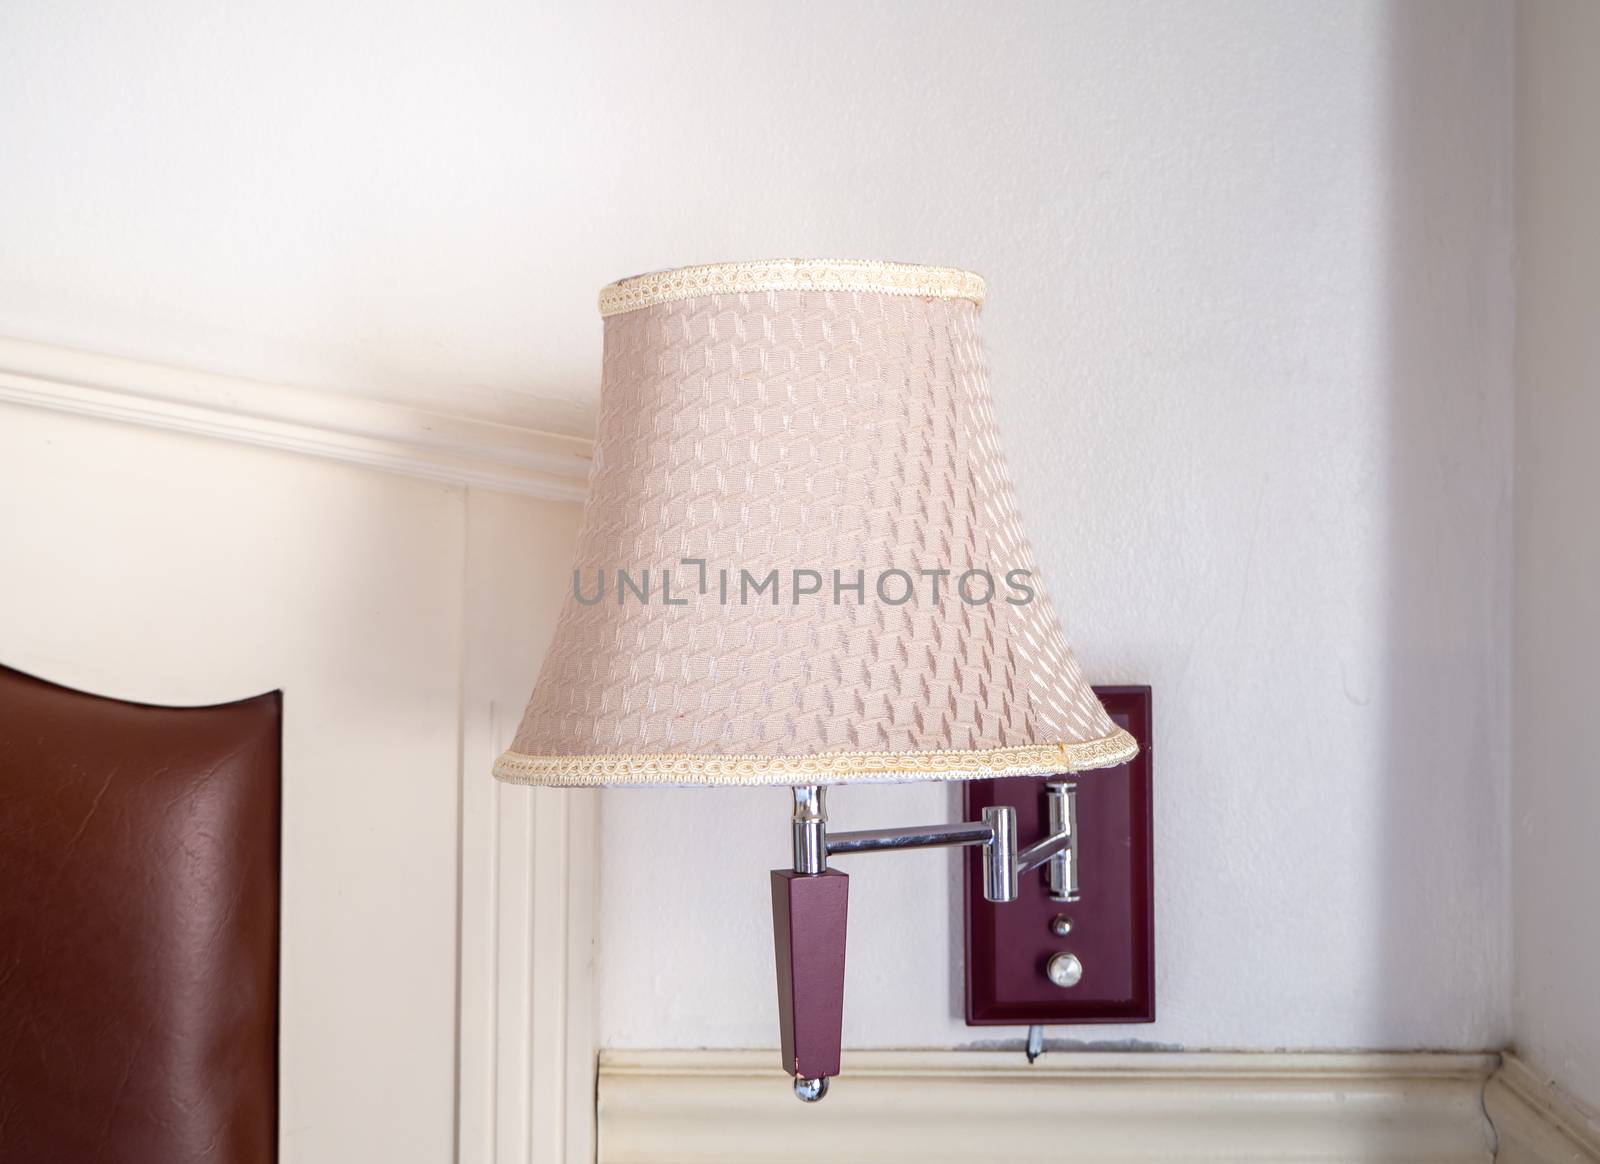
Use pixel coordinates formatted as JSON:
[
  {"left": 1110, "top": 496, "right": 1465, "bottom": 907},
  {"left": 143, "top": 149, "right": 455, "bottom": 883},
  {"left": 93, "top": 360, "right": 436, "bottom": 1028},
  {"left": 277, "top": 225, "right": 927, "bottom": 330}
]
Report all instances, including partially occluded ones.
[
  {"left": 492, "top": 259, "right": 1138, "bottom": 1100},
  {"left": 773, "top": 780, "right": 1079, "bottom": 1101}
]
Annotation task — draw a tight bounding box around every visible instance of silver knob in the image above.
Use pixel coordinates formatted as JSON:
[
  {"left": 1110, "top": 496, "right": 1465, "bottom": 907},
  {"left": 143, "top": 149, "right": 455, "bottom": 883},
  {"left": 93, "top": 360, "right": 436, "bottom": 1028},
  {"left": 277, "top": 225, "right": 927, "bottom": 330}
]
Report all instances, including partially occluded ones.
[
  {"left": 793, "top": 1076, "right": 829, "bottom": 1103},
  {"left": 1049, "top": 915, "right": 1073, "bottom": 937},
  {"left": 1046, "top": 952, "right": 1084, "bottom": 988}
]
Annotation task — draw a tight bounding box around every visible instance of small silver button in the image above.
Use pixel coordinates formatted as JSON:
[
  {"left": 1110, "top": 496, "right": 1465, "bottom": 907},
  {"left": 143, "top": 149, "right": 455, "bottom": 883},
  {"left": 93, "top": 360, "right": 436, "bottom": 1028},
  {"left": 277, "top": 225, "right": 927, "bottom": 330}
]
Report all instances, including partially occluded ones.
[
  {"left": 1049, "top": 915, "right": 1073, "bottom": 937},
  {"left": 1046, "top": 952, "right": 1084, "bottom": 988}
]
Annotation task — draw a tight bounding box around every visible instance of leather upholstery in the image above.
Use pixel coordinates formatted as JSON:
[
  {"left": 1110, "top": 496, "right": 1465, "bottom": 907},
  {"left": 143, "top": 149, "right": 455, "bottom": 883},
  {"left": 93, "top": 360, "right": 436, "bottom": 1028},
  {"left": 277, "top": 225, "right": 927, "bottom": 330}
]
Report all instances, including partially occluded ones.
[{"left": 0, "top": 665, "right": 280, "bottom": 1163}]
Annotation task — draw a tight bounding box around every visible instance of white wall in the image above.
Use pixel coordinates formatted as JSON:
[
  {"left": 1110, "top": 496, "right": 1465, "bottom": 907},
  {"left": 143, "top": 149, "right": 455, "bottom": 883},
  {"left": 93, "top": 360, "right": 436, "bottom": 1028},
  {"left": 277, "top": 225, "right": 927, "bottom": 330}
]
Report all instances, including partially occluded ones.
[
  {"left": 1511, "top": 0, "right": 1600, "bottom": 1114},
  {"left": 593, "top": 2, "right": 1516, "bottom": 1052},
  {"left": 0, "top": 0, "right": 1514, "bottom": 1057}
]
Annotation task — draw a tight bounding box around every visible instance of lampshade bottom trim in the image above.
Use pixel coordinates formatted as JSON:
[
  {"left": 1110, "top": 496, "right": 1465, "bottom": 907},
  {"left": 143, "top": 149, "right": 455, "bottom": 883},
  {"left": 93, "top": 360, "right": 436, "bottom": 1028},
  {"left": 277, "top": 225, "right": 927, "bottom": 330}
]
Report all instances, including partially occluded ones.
[{"left": 492, "top": 729, "right": 1138, "bottom": 788}]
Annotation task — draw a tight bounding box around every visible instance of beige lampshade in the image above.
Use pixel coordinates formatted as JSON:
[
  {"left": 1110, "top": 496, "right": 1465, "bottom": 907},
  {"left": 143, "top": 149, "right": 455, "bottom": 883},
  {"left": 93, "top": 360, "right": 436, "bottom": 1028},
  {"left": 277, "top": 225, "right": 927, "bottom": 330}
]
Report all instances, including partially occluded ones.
[{"left": 494, "top": 259, "right": 1137, "bottom": 787}]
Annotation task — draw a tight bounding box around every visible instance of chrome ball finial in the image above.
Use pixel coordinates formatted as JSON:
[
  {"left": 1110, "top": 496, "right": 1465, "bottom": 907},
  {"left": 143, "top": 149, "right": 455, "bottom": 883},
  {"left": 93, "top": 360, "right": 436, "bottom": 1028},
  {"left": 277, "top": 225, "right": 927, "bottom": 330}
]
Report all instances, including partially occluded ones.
[{"left": 793, "top": 1075, "right": 829, "bottom": 1103}]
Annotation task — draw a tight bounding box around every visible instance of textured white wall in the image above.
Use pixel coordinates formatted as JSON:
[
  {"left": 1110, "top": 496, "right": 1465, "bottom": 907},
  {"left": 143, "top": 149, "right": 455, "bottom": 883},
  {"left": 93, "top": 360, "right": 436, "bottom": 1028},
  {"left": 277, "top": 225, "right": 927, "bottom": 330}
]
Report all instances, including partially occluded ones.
[
  {"left": 0, "top": 1, "right": 1514, "bottom": 1053},
  {"left": 590, "top": 2, "right": 1514, "bottom": 1051},
  {"left": 1512, "top": 0, "right": 1600, "bottom": 1114}
]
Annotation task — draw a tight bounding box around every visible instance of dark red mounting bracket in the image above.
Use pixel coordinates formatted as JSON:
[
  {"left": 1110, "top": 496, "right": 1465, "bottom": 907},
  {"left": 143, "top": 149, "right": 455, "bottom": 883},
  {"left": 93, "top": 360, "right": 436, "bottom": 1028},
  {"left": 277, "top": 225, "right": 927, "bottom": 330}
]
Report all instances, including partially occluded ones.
[{"left": 964, "top": 685, "right": 1154, "bottom": 1025}]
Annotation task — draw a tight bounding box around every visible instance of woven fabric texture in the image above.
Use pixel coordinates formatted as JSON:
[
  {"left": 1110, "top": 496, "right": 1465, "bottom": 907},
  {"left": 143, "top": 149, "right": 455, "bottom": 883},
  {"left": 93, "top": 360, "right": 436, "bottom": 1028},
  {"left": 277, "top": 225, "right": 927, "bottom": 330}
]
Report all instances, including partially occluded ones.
[{"left": 497, "top": 273, "right": 1132, "bottom": 785}]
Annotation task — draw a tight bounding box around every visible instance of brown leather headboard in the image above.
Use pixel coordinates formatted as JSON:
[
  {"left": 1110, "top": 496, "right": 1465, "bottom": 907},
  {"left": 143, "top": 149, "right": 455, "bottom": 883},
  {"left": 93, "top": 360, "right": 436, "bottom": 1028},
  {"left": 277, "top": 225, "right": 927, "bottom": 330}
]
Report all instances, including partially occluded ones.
[{"left": 0, "top": 665, "right": 280, "bottom": 1163}]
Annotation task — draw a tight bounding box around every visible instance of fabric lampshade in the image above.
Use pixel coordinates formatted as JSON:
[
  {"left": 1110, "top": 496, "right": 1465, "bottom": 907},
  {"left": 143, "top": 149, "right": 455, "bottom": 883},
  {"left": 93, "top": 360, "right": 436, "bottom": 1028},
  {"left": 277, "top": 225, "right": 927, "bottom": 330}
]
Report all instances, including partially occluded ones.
[{"left": 493, "top": 259, "right": 1136, "bottom": 787}]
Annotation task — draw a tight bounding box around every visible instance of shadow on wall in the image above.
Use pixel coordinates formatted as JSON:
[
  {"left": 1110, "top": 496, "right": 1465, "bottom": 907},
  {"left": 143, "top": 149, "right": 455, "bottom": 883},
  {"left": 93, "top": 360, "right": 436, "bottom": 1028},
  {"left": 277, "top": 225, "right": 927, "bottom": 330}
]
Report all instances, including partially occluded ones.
[{"left": 1377, "top": 1, "right": 1511, "bottom": 1047}]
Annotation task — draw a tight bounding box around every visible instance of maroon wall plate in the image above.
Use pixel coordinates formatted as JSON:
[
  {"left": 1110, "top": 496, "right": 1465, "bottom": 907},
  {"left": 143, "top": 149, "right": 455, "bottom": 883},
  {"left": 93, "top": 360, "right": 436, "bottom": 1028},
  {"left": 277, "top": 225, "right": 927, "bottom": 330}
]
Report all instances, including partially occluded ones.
[{"left": 964, "top": 685, "right": 1153, "bottom": 1025}]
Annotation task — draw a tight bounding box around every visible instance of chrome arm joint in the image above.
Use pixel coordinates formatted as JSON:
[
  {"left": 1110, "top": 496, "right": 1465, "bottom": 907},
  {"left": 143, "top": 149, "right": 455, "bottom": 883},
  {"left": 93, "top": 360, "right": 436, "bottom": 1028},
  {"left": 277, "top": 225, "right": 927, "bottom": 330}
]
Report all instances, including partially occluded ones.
[{"left": 790, "top": 781, "right": 1080, "bottom": 904}]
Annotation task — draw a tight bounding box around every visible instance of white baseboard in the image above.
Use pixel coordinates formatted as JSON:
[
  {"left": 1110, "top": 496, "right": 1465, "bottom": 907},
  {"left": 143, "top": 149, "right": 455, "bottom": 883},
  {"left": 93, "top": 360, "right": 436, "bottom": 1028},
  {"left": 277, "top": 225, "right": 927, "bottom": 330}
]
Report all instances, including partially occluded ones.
[
  {"left": 597, "top": 1049, "right": 1498, "bottom": 1163},
  {"left": 1485, "top": 1055, "right": 1600, "bottom": 1164},
  {"left": 0, "top": 334, "right": 593, "bottom": 501}
]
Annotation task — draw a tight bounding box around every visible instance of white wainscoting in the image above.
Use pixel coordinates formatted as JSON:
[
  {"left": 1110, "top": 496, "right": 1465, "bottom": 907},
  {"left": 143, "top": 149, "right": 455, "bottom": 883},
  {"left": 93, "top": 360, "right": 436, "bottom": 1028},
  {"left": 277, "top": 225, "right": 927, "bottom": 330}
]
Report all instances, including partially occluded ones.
[
  {"left": 0, "top": 362, "right": 594, "bottom": 1163},
  {"left": 1486, "top": 1055, "right": 1600, "bottom": 1164},
  {"left": 459, "top": 489, "right": 596, "bottom": 1164},
  {"left": 597, "top": 1050, "right": 1500, "bottom": 1164}
]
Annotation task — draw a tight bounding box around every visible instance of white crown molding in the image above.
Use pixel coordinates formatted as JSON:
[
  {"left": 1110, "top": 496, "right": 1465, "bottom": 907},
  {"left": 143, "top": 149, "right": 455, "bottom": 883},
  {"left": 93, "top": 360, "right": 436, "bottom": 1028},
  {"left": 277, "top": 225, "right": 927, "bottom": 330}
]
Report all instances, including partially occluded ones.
[
  {"left": 597, "top": 1049, "right": 1498, "bottom": 1163},
  {"left": 0, "top": 335, "right": 593, "bottom": 502},
  {"left": 1486, "top": 1054, "right": 1600, "bottom": 1164}
]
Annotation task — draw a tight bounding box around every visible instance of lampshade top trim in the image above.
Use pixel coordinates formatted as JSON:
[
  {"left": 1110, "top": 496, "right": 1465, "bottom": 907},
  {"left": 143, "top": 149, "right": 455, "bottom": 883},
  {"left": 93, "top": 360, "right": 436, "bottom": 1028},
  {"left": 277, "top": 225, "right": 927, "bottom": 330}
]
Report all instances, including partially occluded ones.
[
  {"left": 597, "top": 258, "right": 986, "bottom": 318},
  {"left": 493, "top": 729, "right": 1137, "bottom": 788}
]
